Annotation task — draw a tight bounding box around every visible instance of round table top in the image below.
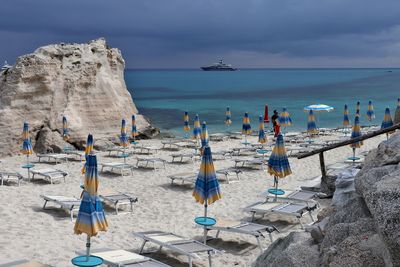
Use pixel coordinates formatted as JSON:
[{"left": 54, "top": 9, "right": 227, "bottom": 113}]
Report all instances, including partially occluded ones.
[
  {"left": 195, "top": 216, "right": 216, "bottom": 226},
  {"left": 119, "top": 153, "right": 130, "bottom": 158},
  {"left": 347, "top": 156, "right": 361, "bottom": 161},
  {"left": 268, "top": 188, "right": 286, "bottom": 196},
  {"left": 22, "top": 163, "right": 35, "bottom": 169},
  {"left": 71, "top": 256, "right": 103, "bottom": 267},
  {"left": 257, "top": 149, "right": 269, "bottom": 154}
]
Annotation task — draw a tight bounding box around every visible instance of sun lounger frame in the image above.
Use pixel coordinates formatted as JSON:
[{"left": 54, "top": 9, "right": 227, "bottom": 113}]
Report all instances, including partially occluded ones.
[
  {"left": 41, "top": 195, "right": 80, "bottom": 221},
  {"left": 99, "top": 192, "right": 138, "bottom": 214},
  {"left": 0, "top": 172, "right": 23, "bottom": 186},
  {"left": 101, "top": 162, "right": 135, "bottom": 176},
  {"left": 30, "top": 168, "right": 68, "bottom": 184},
  {"left": 136, "top": 158, "right": 166, "bottom": 171},
  {"left": 36, "top": 153, "right": 69, "bottom": 164}
]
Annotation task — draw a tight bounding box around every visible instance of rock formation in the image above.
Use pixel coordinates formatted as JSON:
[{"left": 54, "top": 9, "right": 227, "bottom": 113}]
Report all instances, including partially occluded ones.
[
  {"left": 254, "top": 132, "right": 400, "bottom": 267},
  {"left": 0, "top": 38, "right": 157, "bottom": 155}
]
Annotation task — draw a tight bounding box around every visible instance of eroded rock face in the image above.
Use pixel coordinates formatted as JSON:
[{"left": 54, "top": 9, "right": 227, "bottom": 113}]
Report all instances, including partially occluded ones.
[{"left": 0, "top": 38, "right": 156, "bottom": 156}]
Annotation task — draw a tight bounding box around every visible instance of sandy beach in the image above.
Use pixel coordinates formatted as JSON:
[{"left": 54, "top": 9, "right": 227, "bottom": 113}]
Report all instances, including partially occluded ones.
[{"left": 0, "top": 130, "right": 386, "bottom": 267}]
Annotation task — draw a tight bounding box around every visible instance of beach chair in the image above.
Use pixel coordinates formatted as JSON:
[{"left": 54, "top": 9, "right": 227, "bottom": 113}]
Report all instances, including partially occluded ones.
[
  {"left": 167, "top": 172, "right": 197, "bottom": 185},
  {"left": 231, "top": 147, "right": 256, "bottom": 156},
  {"left": 136, "top": 157, "right": 166, "bottom": 170},
  {"left": 134, "top": 230, "right": 221, "bottom": 267},
  {"left": 0, "top": 260, "right": 50, "bottom": 267},
  {"left": 161, "top": 139, "right": 182, "bottom": 150},
  {"left": 0, "top": 172, "right": 23, "bottom": 186},
  {"left": 63, "top": 149, "right": 84, "bottom": 161},
  {"left": 100, "top": 162, "right": 135, "bottom": 176},
  {"left": 40, "top": 194, "right": 80, "bottom": 221},
  {"left": 30, "top": 168, "right": 68, "bottom": 184},
  {"left": 244, "top": 202, "right": 317, "bottom": 228},
  {"left": 132, "top": 145, "right": 159, "bottom": 154},
  {"left": 209, "top": 133, "right": 228, "bottom": 142},
  {"left": 259, "top": 189, "right": 321, "bottom": 207},
  {"left": 202, "top": 219, "right": 279, "bottom": 251},
  {"left": 36, "top": 153, "right": 69, "bottom": 164},
  {"left": 234, "top": 158, "right": 265, "bottom": 169},
  {"left": 215, "top": 168, "right": 242, "bottom": 183},
  {"left": 106, "top": 146, "right": 126, "bottom": 157},
  {"left": 77, "top": 248, "right": 171, "bottom": 267},
  {"left": 99, "top": 188, "right": 138, "bottom": 214},
  {"left": 170, "top": 153, "right": 195, "bottom": 163}
]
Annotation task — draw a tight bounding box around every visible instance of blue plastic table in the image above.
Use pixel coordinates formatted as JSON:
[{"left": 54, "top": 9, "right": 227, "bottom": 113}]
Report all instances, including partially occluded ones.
[
  {"left": 71, "top": 256, "right": 103, "bottom": 267},
  {"left": 22, "top": 163, "right": 35, "bottom": 180},
  {"left": 257, "top": 149, "right": 269, "bottom": 155},
  {"left": 119, "top": 153, "right": 130, "bottom": 159},
  {"left": 268, "top": 188, "right": 286, "bottom": 196},
  {"left": 131, "top": 141, "right": 139, "bottom": 145},
  {"left": 194, "top": 216, "right": 216, "bottom": 227},
  {"left": 347, "top": 156, "right": 361, "bottom": 162},
  {"left": 241, "top": 142, "right": 251, "bottom": 146}
]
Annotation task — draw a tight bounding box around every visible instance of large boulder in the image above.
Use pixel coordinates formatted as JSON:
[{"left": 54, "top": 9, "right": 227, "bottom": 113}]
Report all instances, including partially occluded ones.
[{"left": 0, "top": 38, "right": 156, "bottom": 156}]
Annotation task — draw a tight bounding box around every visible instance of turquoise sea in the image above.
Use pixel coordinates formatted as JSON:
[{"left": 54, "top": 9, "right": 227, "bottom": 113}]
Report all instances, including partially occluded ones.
[{"left": 124, "top": 69, "right": 399, "bottom": 136}]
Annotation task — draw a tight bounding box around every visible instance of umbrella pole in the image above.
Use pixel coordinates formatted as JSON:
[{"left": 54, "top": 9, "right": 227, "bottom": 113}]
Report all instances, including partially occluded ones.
[
  {"left": 352, "top": 147, "right": 356, "bottom": 164},
  {"left": 203, "top": 202, "right": 208, "bottom": 244},
  {"left": 274, "top": 176, "right": 278, "bottom": 202},
  {"left": 124, "top": 146, "right": 126, "bottom": 164},
  {"left": 86, "top": 235, "right": 91, "bottom": 261}
]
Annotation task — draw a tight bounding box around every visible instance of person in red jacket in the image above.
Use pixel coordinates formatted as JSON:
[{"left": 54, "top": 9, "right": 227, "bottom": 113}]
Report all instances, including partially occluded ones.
[{"left": 271, "top": 110, "right": 280, "bottom": 137}]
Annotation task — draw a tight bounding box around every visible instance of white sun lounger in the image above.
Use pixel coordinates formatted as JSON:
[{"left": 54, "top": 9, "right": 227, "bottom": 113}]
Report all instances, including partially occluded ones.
[
  {"left": 36, "top": 153, "right": 69, "bottom": 164},
  {"left": 168, "top": 172, "right": 197, "bottom": 185},
  {"left": 134, "top": 231, "right": 221, "bottom": 267},
  {"left": 244, "top": 202, "right": 317, "bottom": 228},
  {"left": 99, "top": 188, "right": 138, "bottom": 214},
  {"left": 30, "top": 168, "right": 68, "bottom": 184},
  {"left": 234, "top": 158, "right": 265, "bottom": 169},
  {"left": 259, "top": 189, "right": 321, "bottom": 207},
  {"left": 171, "top": 153, "right": 195, "bottom": 163},
  {"left": 203, "top": 219, "right": 279, "bottom": 251},
  {"left": 161, "top": 139, "right": 182, "bottom": 150},
  {"left": 215, "top": 168, "right": 242, "bottom": 183},
  {"left": 132, "top": 146, "right": 159, "bottom": 154},
  {"left": 231, "top": 147, "right": 256, "bottom": 156},
  {"left": 101, "top": 162, "right": 135, "bottom": 176},
  {"left": 0, "top": 260, "right": 50, "bottom": 267},
  {"left": 136, "top": 157, "right": 166, "bottom": 170},
  {"left": 63, "top": 149, "right": 84, "bottom": 161},
  {"left": 106, "top": 146, "right": 126, "bottom": 157},
  {"left": 0, "top": 172, "right": 23, "bottom": 186},
  {"left": 77, "top": 248, "right": 171, "bottom": 267},
  {"left": 40, "top": 195, "right": 80, "bottom": 221}
]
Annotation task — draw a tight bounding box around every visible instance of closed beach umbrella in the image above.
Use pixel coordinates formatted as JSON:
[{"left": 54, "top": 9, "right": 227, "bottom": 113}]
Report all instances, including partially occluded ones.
[
  {"left": 200, "top": 121, "right": 209, "bottom": 152},
  {"left": 192, "top": 145, "right": 221, "bottom": 243},
  {"left": 242, "top": 112, "right": 252, "bottom": 144},
  {"left": 22, "top": 122, "right": 33, "bottom": 165},
  {"left": 366, "top": 101, "right": 375, "bottom": 122},
  {"left": 349, "top": 116, "right": 363, "bottom": 160},
  {"left": 355, "top": 101, "right": 361, "bottom": 118},
  {"left": 225, "top": 107, "right": 232, "bottom": 127},
  {"left": 267, "top": 133, "right": 292, "bottom": 200},
  {"left": 184, "top": 111, "right": 190, "bottom": 138},
  {"left": 394, "top": 98, "right": 400, "bottom": 125},
  {"left": 264, "top": 104, "right": 270, "bottom": 123},
  {"left": 131, "top": 115, "right": 139, "bottom": 143},
  {"left": 62, "top": 116, "right": 70, "bottom": 141},
  {"left": 307, "top": 110, "right": 318, "bottom": 135},
  {"left": 381, "top": 108, "right": 394, "bottom": 140},
  {"left": 73, "top": 153, "right": 108, "bottom": 265},
  {"left": 279, "top": 108, "right": 292, "bottom": 127},
  {"left": 120, "top": 119, "right": 129, "bottom": 163},
  {"left": 258, "top": 115, "right": 267, "bottom": 144},
  {"left": 82, "top": 134, "right": 93, "bottom": 174},
  {"left": 193, "top": 114, "right": 201, "bottom": 143},
  {"left": 343, "top": 105, "right": 350, "bottom": 127}
]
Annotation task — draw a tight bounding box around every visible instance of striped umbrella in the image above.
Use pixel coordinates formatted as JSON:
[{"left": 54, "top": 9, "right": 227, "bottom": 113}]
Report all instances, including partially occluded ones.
[
  {"left": 200, "top": 122, "right": 209, "bottom": 153},
  {"left": 395, "top": 98, "right": 400, "bottom": 124},
  {"left": 131, "top": 115, "right": 139, "bottom": 144},
  {"left": 193, "top": 114, "right": 201, "bottom": 144},
  {"left": 225, "top": 107, "right": 232, "bottom": 127},
  {"left": 82, "top": 134, "right": 94, "bottom": 174},
  {"left": 73, "top": 154, "right": 108, "bottom": 265},
  {"left": 381, "top": 108, "right": 394, "bottom": 140},
  {"left": 279, "top": 108, "right": 292, "bottom": 127},
  {"left": 184, "top": 111, "right": 190, "bottom": 138},
  {"left": 343, "top": 105, "right": 350, "bottom": 127},
  {"left": 355, "top": 101, "right": 361, "bottom": 118},
  {"left": 366, "top": 101, "right": 375, "bottom": 122},
  {"left": 242, "top": 112, "right": 251, "bottom": 145},
  {"left": 258, "top": 115, "right": 267, "bottom": 144},
  {"left": 307, "top": 110, "right": 318, "bottom": 135},
  {"left": 22, "top": 122, "right": 33, "bottom": 166},
  {"left": 349, "top": 116, "right": 363, "bottom": 160},
  {"left": 267, "top": 133, "right": 292, "bottom": 200},
  {"left": 120, "top": 119, "right": 129, "bottom": 163},
  {"left": 193, "top": 145, "right": 221, "bottom": 243},
  {"left": 62, "top": 116, "right": 70, "bottom": 141}
]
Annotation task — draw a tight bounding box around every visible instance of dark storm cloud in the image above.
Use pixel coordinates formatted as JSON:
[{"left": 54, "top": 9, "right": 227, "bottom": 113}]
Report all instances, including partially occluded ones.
[{"left": 1, "top": 0, "right": 400, "bottom": 67}]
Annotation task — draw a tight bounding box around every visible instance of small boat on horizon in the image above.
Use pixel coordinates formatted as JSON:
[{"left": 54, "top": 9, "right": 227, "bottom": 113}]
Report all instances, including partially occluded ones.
[
  {"left": 201, "top": 59, "right": 237, "bottom": 71},
  {"left": 1, "top": 61, "right": 12, "bottom": 72}
]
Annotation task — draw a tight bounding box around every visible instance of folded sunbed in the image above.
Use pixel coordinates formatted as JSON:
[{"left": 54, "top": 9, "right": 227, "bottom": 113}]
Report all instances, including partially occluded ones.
[
  {"left": 244, "top": 202, "right": 317, "bottom": 228},
  {"left": 0, "top": 172, "right": 23, "bottom": 186},
  {"left": 77, "top": 248, "right": 171, "bottom": 267},
  {"left": 100, "top": 162, "right": 135, "bottom": 176},
  {"left": 258, "top": 189, "right": 321, "bottom": 206},
  {"left": 40, "top": 194, "right": 80, "bottom": 221},
  {"left": 136, "top": 157, "right": 166, "bottom": 170},
  {"left": 167, "top": 172, "right": 197, "bottom": 185},
  {"left": 36, "top": 153, "right": 69, "bottom": 164},
  {"left": 134, "top": 230, "right": 221, "bottom": 267},
  {"left": 30, "top": 168, "right": 68, "bottom": 184},
  {"left": 99, "top": 188, "right": 138, "bottom": 214},
  {"left": 0, "top": 260, "right": 50, "bottom": 267},
  {"left": 170, "top": 153, "right": 195, "bottom": 163},
  {"left": 203, "top": 219, "right": 279, "bottom": 251}
]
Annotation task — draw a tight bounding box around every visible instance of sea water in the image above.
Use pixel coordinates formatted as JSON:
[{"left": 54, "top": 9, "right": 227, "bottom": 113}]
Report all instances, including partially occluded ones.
[{"left": 125, "top": 69, "right": 399, "bottom": 136}]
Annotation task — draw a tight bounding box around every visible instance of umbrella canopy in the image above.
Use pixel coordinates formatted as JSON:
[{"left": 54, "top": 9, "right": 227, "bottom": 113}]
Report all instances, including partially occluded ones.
[
  {"left": 304, "top": 104, "right": 334, "bottom": 112},
  {"left": 343, "top": 104, "right": 350, "bottom": 127},
  {"left": 22, "top": 122, "right": 33, "bottom": 155},
  {"left": 193, "top": 146, "right": 221, "bottom": 205},
  {"left": 184, "top": 111, "right": 190, "bottom": 132},
  {"left": 75, "top": 154, "right": 108, "bottom": 236},
  {"left": 279, "top": 108, "right": 292, "bottom": 127},
  {"left": 200, "top": 122, "right": 209, "bottom": 149},
  {"left": 350, "top": 117, "right": 363, "bottom": 148},
  {"left": 82, "top": 134, "right": 94, "bottom": 174},
  {"left": 366, "top": 101, "right": 375, "bottom": 121},
  {"left": 62, "top": 116, "right": 70, "bottom": 141},
  {"left": 268, "top": 134, "right": 292, "bottom": 178},
  {"left": 264, "top": 105, "right": 270, "bottom": 123},
  {"left": 119, "top": 119, "right": 129, "bottom": 147},
  {"left": 381, "top": 108, "right": 394, "bottom": 129},
  {"left": 193, "top": 114, "right": 201, "bottom": 140},
  {"left": 131, "top": 115, "right": 138, "bottom": 138},
  {"left": 242, "top": 112, "right": 252, "bottom": 135},
  {"left": 355, "top": 101, "right": 361, "bottom": 117},
  {"left": 258, "top": 115, "right": 267, "bottom": 144},
  {"left": 225, "top": 107, "right": 232, "bottom": 126},
  {"left": 307, "top": 110, "right": 318, "bottom": 135}
]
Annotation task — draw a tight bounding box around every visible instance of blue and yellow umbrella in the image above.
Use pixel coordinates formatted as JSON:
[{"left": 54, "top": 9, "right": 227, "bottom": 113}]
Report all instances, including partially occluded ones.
[
  {"left": 279, "top": 108, "right": 292, "bottom": 127},
  {"left": 193, "top": 145, "right": 221, "bottom": 243},
  {"left": 366, "top": 101, "right": 375, "bottom": 122},
  {"left": 343, "top": 104, "right": 350, "bottom": 127},
  {"left": 355, "top": 101, "right": 361, "bottom": 118},
  {"left": 349, "top": 116, "right": 363, "bottom": 160},
  {"left": 22, "top": 122, "right": 33, "bottom": 166},
  {"left": 184, "top": 111, "right": 190, "bottom": 138},
  {"left": 267, "top": 133, "right": 292, "bottom": 199},
  {"left": 307, "top": 110, "right": 318, "bottom": 135},
  {"left": 225, "top": 107, "right": 232, "bottom": 127},
  {"left": 120, "top": 119, "right": 129, "bottom": 163},
  {"left": 242, "top": 112, "right": 251, "bottom": 145},
  {"left": 395, "top": 98, "right": 400, "bottom": 123},
  {"left": 258, "top": 115, "right": 267, "bottom": 144},
  {"left": 200, "top": 122, "right": 209, "bottom": 153},
  {"left": 193, "top": 114, "right": 201, "bottom": 143},
  {"left": 62, "top": 116, "right": 70, "bottom": 141},
  {"left": 381, "top": 108, "right": 394, "bottom": 140},
  {"left": 131, "top": 115, "right": 139, "bottom": 144},
  {"left": 73, "top": 153, "right": 108, "bottom": 265},
  {"left": 82, "top": 134, "right": 94, "bottom": 174}
]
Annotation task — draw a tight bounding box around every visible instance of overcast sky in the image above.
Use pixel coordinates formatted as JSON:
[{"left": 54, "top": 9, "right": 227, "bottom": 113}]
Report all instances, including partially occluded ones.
[{"left": 1, "top": 0, "right": 400, "bottom": 68}]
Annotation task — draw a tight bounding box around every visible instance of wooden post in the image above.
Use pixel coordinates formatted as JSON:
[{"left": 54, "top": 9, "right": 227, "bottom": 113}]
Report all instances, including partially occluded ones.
[{"left": 319, "top": 152, "right": 327, "bottom": 178}]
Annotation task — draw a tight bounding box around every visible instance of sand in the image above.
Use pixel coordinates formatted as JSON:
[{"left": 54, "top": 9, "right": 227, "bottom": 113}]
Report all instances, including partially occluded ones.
[{"left": 0, "top": 131, "right": 386, "bottom": 267}]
